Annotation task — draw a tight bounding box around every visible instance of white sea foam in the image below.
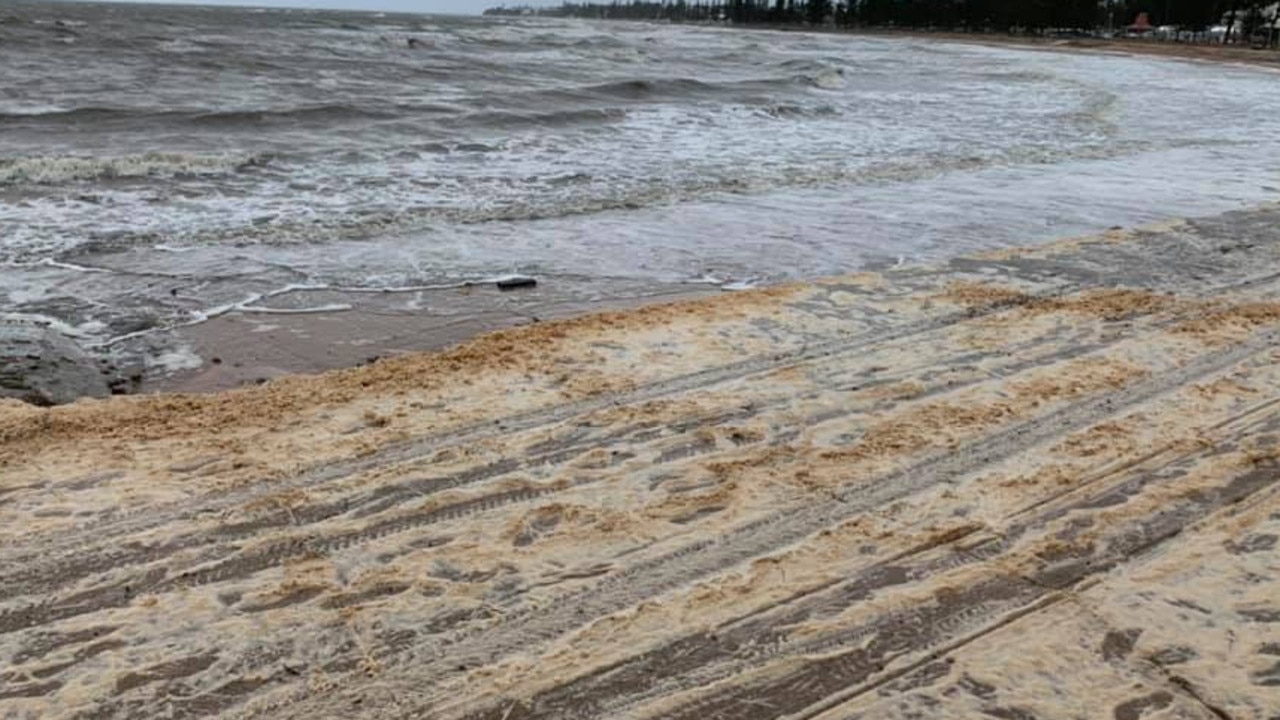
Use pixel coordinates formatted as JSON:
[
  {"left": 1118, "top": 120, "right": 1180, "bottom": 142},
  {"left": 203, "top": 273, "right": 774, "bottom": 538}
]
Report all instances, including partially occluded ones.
[
  {"left": 239, "top": 303, "right": 354, "bottom": 314},
  {"left": 0, "top": 104, "right": 76, "bottom": 116},
  {"left": 0, "top": 312, "right": 95, "bottom": 339},
  {"left": 685, "top": 274, "right": 727, "bottom": 286},
  {"left": 148, "top": 345, "right": 205, "bottom": 372},
  {"left": 803, "top": 67, "right": 846, "bottom": 90},
  {"left": 37, "top": 258, "right": 110, "bottom": 273},
  {"left": 0, "top": 152, "right": 264, "bottom": 186}
]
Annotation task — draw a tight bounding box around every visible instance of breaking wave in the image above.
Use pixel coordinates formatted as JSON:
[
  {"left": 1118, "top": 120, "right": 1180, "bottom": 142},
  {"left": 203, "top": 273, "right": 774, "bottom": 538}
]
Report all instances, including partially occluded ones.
[
  {"left": 579, "top": 78, "right": 724, "bottom": 100},
  {"left": 462, "top": 106, "right": 628, "bottom": 130},
  {"left": 0, "top": 151, "right": 273, "bottom": 185},
  {"left": 19, "top": 140, "right": 1129, "bottom": 263},
  {"left": 518, "top": 72, "right": 849, "bottom": 108},
  {"left": 0, "top": 102, "right": 448, "bottom": 127}
]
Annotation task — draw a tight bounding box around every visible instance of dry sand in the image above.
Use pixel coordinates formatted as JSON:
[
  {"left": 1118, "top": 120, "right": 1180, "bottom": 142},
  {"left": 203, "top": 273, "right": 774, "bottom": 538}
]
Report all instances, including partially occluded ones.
[{"left": 3, "top": 205, "right": 1280, "bottom": 719}]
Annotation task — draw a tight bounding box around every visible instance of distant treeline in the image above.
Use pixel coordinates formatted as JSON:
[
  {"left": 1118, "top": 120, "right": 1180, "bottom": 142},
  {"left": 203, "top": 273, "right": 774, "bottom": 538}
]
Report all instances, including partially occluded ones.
[{"left": 484, "top": 1, "right": 1278, "bottom": 37}]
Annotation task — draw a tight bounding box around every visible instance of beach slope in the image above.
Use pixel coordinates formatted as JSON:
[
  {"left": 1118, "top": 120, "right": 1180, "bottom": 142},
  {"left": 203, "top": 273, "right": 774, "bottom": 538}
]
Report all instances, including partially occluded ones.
[{"left": 3, "top": 207, "right": 1280, "bottom": 719}]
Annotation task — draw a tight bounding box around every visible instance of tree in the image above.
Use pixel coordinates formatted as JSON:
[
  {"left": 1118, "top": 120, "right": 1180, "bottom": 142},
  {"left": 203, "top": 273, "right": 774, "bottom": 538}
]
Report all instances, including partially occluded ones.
[
  {"left": 1271, "top": 2, "right": 1280, "bottom": 47},
  {"left": 1242, "top": 2, "right": 1267, "bottom": 42},
  {"left": 481, "top": 0, "right": 1276, "bottom": 43},
  {"left": 807, "top": 0, "right": 831, "bottom": 24}
]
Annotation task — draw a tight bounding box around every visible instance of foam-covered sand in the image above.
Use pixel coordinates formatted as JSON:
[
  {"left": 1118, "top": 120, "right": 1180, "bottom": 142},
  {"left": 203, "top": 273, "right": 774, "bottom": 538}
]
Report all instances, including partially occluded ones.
[{"left": 3, "top": 206, "right": 1280, "bottom": 719}]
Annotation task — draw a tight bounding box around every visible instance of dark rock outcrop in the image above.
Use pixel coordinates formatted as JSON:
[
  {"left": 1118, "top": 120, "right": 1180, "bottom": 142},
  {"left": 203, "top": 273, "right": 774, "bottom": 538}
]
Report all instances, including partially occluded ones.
[
  {"left": 496, "top": 275, "right": 538, "bottom": 291},
  {"left": 0, "top": 321, "right": 110, "bottom": 406}
]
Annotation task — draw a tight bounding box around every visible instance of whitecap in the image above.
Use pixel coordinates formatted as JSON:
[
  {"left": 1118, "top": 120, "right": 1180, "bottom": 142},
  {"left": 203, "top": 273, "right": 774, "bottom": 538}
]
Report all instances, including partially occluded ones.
[{"left": 0, "top": 151, "right": 268, "bottom": 186}]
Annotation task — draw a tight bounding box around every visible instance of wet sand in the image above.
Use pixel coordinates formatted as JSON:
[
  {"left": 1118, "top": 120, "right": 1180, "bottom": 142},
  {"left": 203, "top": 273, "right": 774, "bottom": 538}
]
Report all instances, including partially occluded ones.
[
  {"left": 3, "top": 205, "right": 1280, "bottom": 719},
  {"left": 150, "top": 280, "right": 715, "bottom": 395}
]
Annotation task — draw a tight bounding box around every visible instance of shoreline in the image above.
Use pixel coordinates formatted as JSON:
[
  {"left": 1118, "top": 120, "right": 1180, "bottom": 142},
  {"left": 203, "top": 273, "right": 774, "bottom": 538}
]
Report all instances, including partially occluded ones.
[
  {"left": 861, "top": 28, "right": 1280, "bottom": 68},
  {"left": 5, "top": 29, "right": 1278, "bottom": 404},
  {"left": 701, "top": 20, "right": 1280, "bottom": 68},
  {"left": 144, "top": 278, "right": 718, "bottom": 395},
  {"left": 104, "top": 31, "right": 1280, "bottom": 397},
  {"left": 5, "top": 204, "right": 1280, "bottom": 717}
]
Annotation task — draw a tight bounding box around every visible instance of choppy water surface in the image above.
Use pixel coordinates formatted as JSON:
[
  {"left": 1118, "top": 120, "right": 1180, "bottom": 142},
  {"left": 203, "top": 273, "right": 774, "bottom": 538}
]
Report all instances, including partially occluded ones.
[{"left": 3, "top": 1, "right": 1280, "bottom": 365}]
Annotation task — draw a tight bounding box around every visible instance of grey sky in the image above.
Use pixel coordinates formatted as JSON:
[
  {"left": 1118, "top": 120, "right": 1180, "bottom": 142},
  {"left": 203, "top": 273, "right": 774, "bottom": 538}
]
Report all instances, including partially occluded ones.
[{"left": 116, "top": 0, "right": 562, "bottom": 15}]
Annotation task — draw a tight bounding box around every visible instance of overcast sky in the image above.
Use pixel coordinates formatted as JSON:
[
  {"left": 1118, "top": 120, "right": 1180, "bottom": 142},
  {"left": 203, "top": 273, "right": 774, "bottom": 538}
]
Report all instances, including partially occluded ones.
[{"left": 117, "top": 0, "right": 563, "bottom": 15}]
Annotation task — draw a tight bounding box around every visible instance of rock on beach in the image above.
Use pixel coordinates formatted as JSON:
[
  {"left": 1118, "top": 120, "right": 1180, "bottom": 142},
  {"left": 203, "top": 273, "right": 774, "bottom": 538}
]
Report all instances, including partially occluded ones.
[{"left": 0, "top": 320, "right": 110, "bottom": 406}]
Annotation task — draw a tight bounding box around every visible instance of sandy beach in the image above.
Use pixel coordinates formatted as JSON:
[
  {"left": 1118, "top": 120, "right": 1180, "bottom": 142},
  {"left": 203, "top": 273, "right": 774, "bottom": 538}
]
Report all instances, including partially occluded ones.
[
  {"left": 861, "top": 30, "right": 1280, "bottom": 69},
  {"left": 3, "top": 204, "right": 1280, "bottom": 718}
]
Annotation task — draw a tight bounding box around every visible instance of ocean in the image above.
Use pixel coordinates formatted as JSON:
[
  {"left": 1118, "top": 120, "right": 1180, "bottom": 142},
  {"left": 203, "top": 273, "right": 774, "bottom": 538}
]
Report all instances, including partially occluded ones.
[{"left": 3, "top": 1, "right": 1280, "bottom": 377}]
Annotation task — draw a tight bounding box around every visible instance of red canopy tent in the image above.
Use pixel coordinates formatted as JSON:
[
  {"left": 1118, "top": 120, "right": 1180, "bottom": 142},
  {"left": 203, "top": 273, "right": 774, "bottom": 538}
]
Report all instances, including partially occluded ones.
[{"left": 1127, "top": 12, "right": 1154, "bottom": 34}]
